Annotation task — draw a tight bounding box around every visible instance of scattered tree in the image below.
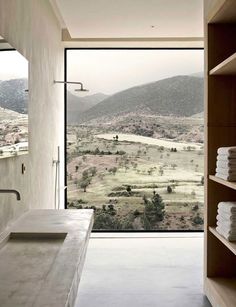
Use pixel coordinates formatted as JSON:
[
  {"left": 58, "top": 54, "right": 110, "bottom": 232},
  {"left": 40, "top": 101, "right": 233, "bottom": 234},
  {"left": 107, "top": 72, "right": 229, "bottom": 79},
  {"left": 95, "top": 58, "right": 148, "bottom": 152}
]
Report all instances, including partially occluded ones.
[
  {"left": 143, "top": 193, "right": 165, "bottom": 230},
  {"left": 126, "top": 185, "right": 132, "bottom": 195},
  {"left": 167, "top": 185, "right": 172, "bottom": 194},
  {"left": 80, "top": 179, "right": 90, "bottom": 192}
]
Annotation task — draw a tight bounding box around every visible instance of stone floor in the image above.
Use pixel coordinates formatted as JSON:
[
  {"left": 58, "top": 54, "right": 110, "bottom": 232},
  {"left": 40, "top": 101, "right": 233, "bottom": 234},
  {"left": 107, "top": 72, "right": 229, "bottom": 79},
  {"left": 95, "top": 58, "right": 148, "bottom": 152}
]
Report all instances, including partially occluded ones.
[{"left": 75, "top": 234, "right": 211, "bottom": 307}]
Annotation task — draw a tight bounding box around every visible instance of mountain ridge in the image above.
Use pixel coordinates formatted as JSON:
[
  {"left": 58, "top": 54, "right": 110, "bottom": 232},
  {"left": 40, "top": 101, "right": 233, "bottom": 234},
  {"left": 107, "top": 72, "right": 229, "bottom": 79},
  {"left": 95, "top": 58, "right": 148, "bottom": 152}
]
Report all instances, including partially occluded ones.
[{"left": 74, "top": 75, "right": 204, "bottom": 124}]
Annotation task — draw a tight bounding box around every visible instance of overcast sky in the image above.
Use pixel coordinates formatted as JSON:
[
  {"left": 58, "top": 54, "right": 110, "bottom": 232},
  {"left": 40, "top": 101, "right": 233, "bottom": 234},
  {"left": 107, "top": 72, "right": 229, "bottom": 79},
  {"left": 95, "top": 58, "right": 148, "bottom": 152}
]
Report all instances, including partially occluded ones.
[
  {"left": 0, "top": 49, "right": 203, "bottom": 95},
  {"left": 67, "top": 49, "right": 204, "bottom": 96},
  {"left": 0, "top": 50, "right": 28, "bottom": 80}
]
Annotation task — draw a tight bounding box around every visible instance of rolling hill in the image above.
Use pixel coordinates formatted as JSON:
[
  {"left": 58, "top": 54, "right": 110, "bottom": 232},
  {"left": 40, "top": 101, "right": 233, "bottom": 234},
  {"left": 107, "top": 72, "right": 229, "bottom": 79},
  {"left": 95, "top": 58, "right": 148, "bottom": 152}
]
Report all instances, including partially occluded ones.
[
  {"left": 74, "top": 75, "right": 204, "bottom": 124},
  {"left": 67, "top": 92, "right": 109, "bottom": 124},
  {"left": 0, "top": 79, "right": 28, "bottom": 114},
  {"left": 0, "top": 79, "right": 108, "bottom": 120},
  {"left": 0, "top": 75, "right": 204, "bottom": 124}
]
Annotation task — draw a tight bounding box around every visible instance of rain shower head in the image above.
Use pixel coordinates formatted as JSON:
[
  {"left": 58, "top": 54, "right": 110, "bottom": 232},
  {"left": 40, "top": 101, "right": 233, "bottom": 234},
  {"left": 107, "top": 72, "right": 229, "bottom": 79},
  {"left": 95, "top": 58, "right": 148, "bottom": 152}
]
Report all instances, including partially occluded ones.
[{"left": 74, "top": 87, "right": 89, "bottom": 92}]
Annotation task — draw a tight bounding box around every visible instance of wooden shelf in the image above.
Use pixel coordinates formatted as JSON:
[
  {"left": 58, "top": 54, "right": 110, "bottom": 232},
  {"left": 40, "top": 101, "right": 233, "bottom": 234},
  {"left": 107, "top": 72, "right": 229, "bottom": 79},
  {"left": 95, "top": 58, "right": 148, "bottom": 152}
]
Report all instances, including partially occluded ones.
[
  {"left": 209, "top": 175, "right": 236, "bottom": 190},
  {"left": 210, "top": 52, "right": 236, "bottom": 75},
  {"left": 209, "top": 227, "right": 236, "bottom": 256},
  {"left": 205, "top": 277, "right": 236, "bottom": 307},
  {"left": 208, "top": 0, "right": 236, "bottom": 24}
]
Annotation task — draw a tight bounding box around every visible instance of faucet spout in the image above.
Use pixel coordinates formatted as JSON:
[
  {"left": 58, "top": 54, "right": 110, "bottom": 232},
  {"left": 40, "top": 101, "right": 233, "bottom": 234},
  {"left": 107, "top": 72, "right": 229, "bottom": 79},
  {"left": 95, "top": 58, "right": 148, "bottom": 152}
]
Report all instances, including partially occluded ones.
[{"left": 0, "top": 189, "right": 21, "bottom": 201}]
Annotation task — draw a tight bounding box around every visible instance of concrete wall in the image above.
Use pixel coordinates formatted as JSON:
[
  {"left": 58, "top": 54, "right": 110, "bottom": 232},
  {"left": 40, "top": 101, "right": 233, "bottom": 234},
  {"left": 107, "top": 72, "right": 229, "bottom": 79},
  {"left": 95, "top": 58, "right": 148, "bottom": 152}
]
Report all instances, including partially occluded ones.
[{"left": 0, "top": 0, "right": 64, "bottom": 233}]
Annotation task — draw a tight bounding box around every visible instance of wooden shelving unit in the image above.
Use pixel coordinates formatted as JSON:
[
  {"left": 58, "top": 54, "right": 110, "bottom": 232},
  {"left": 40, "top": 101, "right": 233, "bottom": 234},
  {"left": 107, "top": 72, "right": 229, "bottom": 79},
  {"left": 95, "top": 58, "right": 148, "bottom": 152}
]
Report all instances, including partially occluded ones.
[{"left": 205, "top": 1, "right": 236, "bottom": 306}]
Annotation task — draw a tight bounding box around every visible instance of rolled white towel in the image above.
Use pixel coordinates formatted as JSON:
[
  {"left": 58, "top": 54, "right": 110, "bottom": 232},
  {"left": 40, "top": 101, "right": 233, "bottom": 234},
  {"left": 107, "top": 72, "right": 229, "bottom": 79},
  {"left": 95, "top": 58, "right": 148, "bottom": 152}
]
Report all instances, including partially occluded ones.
[
  {"left": 218, "top": 202, "right": 236, "bottom": 213},
  {"left": 216, "top": 160, "right": 236, "bottom": 169},
  {"left": 216, "top": 226, "right": 236, "bottom": 241},
  {"left": 217, "top": 147, "right": 236, "bottom": 155},
  {"left": 216, "top": 167, "right": 236, "bottom": 175},
  {"left": 217, "top": 154, "right": 236, "bottom": 161}
]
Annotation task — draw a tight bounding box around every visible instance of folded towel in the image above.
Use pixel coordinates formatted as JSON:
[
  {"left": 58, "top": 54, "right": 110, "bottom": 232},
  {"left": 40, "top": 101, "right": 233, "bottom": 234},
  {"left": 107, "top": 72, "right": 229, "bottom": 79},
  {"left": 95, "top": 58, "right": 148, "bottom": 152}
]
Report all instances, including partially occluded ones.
[
  {"left": 215, "top": 172, "right": 236, "bottom": 181},
  {"left": 217, "top": 223, "right": 236, "bottom": 234},
  {"left": 216, "top": 167, "right": 236, "bottom": 175},
  {"left": 217, "top": 220, "right": 236, "bottom": 229},
  {"left": 218, "top": 202, "right": 236, "bottom": 212},
  {"left": 217, "top": 147, "right": 236, "bottom": 155},
  {"left": 216, "top": 226, "right": 236, "bottom": 241},
  {"left": 217, "top": 213, "right": 236, "bottom": 222},
  {"left": 217, "top": 154, "right": 236, "bottom": 161},
  {"left": 216, "top": 160, "right": 236, "bottom": 169}
]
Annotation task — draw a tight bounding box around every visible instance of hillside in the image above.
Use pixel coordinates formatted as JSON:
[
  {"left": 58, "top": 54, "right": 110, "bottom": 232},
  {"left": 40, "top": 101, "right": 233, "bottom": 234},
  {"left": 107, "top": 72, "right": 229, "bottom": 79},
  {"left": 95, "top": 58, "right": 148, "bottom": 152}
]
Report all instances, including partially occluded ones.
[
  {"left": 0, "top": 106, "right": 26, "bottom": 121},
  {"left": 0, "top": 79, "right": 28, "bottom": 114},
  {"left": 76, "top": 75, "right": 204, "bottom": 124},
  {"left": 67, "top": 92, "right": 108, "bottom": 124},
  {"left": 0, "top": 78, "right": 108, "bottom": 120}
]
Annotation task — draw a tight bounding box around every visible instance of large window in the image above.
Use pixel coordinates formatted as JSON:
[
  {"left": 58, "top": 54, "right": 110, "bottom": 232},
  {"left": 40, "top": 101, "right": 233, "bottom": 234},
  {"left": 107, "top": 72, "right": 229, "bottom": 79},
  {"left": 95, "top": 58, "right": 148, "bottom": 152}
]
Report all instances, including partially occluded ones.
[{"left": 66, "top": 49, "right": 204, "bottom": 231}]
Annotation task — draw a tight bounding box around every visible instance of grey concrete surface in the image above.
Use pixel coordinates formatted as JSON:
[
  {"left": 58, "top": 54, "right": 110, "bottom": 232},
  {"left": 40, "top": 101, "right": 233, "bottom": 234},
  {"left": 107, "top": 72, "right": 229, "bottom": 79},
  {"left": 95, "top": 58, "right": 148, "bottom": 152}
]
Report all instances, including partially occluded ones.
[
  {"left": 0, "top": 209, "right": 93, "bottom": 307},
  {"left": 76, "top": 236, "right": 211, "bottom": 307}
]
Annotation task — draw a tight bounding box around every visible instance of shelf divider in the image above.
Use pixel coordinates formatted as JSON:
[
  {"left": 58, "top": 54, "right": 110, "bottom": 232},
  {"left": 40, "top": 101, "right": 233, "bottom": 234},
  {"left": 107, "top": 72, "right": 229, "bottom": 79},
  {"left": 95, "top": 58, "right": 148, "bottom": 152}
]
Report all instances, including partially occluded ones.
[
  {"left": 208, "top": 0, "right": 236, "bottom": 24},
  {"left": 205, "top": 277, "right": 236, "bottom": 307},
  {"left": 209, "top": 226, "right": 236, "bottom": 256},
  {"left": 210, "top": 52, "right": 236, "bottom": 75},
  {"left": 209, "top": 175, "right": 236, "bottom": 190}
]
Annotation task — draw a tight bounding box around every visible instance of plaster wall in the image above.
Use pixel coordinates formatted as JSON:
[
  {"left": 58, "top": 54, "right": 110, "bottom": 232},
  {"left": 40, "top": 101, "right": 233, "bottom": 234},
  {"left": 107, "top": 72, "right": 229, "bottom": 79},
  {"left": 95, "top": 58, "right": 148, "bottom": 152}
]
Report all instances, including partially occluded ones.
[{"left": 0, "top": 0, "right": 64, "bottom": 233}]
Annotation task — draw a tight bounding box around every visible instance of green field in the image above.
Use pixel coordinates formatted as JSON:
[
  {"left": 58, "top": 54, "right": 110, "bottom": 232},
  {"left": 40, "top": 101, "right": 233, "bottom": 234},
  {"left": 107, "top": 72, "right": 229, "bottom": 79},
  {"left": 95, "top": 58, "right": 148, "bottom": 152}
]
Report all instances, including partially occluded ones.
[{"left": 67, "top": 123, "right": 204, "bottom": 231}]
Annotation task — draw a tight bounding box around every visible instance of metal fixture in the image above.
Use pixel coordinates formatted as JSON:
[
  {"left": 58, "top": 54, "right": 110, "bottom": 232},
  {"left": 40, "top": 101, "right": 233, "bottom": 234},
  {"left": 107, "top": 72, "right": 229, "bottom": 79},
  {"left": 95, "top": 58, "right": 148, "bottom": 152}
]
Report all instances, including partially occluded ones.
[
  {"left": 0, "top": 189, "right": 21, "bottom": 201},
  {"left": 53, "top": 146, "right": 60, "bottom": 209},
  {"left": 54, "top": 80, "right": 89, "bottom": 92},
  {"left": 21, "top": 163, "right": 26, "bottom": 174}
]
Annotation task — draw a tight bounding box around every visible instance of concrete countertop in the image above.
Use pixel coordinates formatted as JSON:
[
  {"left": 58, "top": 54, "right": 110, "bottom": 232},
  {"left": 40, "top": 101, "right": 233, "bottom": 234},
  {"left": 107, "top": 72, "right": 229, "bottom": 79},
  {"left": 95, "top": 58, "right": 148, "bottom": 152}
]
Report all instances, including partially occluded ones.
[{"left": 0, "top": 209, "right": 94, "bottom": 307}]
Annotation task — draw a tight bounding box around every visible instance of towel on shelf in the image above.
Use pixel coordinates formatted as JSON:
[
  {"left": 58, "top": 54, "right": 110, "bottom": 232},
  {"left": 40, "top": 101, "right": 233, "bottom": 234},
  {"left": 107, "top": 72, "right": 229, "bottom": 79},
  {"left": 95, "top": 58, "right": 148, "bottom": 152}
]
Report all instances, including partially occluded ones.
[
  {"left": 217, "top": 223, "right": 236, "bottom": 234},
  {"left": 216, "top": 220, "right": 236, "bottom": 229},
  {"left": 217, "top": 154, "right": 236, "bottom": 161},
  {"left": 217, "top": 213, "right": 236, "bottom": 222},
  {"left": 216, "top": 219, "right": 236, "bottom": 229},
  {"left": 217, "top": 147, "right": 236, "bottom": 155},
  {"left": 216, "top": 160, "right": 236, "bottom": 169},
  {"left": 215, "top": 172, "right": 236, "bottom": 181},
  {"left": 216, "top": 167, "right": 236, "bottom": 175},
  {"left": 216, "top": 226, "right": 236, "bottom": 241},
  {"left": 218, "top": 202, "right": 236, "bottom": 212}
]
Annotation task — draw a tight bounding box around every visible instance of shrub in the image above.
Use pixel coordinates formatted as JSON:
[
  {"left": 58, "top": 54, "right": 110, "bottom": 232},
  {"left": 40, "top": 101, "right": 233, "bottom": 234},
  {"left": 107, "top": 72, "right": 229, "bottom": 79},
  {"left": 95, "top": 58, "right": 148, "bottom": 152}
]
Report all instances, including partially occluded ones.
[
  {"left": 167, "top": 186, "right": 172, "bottom": 193},
  {"left": 193, "top": 214, "right": 204, "bottom": 225},
  {"left": 133, "top": 209, "right": 141, "bottom": 217},
  {"left": 143, "top": 193, "right": 165, "bottom": 229}
]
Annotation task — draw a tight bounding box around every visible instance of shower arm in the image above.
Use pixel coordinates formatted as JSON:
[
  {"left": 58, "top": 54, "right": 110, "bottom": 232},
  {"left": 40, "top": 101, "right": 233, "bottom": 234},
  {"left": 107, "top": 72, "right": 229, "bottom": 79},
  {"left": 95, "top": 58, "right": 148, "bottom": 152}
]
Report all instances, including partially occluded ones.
[
  {"left": 54, "top": 81, "right": 83, "bottom": 85},
  {"left": 54, "top": 80, "right": 89, "bottom": 92}
]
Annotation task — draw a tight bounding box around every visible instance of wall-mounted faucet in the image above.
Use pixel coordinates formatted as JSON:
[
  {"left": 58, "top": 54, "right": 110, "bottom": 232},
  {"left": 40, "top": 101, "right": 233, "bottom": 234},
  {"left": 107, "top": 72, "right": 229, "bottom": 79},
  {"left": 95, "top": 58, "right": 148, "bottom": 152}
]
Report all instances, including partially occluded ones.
[{"left": 0, "top": 189, "right": 21, "bottom": 201}]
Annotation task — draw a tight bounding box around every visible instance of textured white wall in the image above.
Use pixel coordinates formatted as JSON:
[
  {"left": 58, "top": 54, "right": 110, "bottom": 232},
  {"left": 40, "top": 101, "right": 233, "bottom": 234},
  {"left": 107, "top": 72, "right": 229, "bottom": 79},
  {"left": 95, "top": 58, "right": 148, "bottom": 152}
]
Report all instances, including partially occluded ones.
[{"left": 0, "top": 0, "right": 64, "bottom": 233}]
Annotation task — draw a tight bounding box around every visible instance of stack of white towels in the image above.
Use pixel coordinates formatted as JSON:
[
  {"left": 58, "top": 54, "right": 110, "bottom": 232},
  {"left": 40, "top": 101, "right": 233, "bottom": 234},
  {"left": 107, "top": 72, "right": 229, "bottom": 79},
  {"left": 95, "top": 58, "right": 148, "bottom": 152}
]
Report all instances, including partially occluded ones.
[
  {"left": 216, "top": 202, "right": 236, "bottom": 241},
  {"left": 216, "top": 147, "right": 236, "bottom": 181}
]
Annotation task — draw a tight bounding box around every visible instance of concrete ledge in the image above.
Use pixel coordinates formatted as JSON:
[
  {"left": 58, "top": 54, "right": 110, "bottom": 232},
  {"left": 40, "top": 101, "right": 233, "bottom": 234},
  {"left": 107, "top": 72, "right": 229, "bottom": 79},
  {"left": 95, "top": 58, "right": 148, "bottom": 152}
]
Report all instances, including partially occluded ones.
[{"left": 0, "top": 209, "right": 94, "bottom": 307}]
